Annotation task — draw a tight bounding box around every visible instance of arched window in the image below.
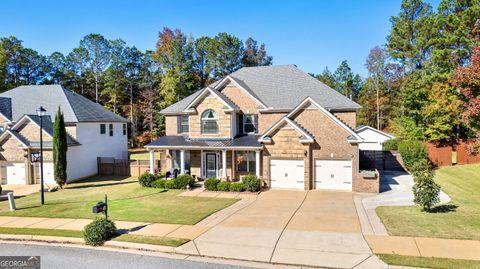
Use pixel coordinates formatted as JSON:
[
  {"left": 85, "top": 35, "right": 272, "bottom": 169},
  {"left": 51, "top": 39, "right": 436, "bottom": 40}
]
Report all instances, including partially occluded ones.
[{"left": 201, "top": 109, "right": 219, "bottom": 134}]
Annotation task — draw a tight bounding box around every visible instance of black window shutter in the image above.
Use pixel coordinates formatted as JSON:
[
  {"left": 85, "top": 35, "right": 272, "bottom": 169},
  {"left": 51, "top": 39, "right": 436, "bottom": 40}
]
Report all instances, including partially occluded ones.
[
  {"left": 238, "top": 114, "right": 243, "bottom": 134},
  {"left": 177, "top": 115, "right": 181, "bottom": 133},
  {"left": 254, "top": 114, "right": 258, "bottom": 133}
]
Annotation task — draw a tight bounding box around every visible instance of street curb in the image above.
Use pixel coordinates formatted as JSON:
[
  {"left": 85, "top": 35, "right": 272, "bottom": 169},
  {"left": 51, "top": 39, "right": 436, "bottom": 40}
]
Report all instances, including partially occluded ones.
[{"left": 0, "top": 234, "right": 309, "bottom": 268}]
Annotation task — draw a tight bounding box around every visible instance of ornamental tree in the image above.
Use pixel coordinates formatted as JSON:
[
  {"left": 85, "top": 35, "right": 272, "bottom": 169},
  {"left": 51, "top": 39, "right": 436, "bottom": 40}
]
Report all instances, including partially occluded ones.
[{"left": 53, "top": 107, "right": 68, "bottom": 188}]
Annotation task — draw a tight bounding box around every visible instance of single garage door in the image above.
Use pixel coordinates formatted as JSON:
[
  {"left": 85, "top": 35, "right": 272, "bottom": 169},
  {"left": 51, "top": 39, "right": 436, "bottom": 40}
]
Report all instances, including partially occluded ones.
[
  {"left": 270, "top": 159, "right": 304, "bottom": 189},
  {"left": 6, "top": 162, "right": 26, "bottom": 185},
  {"left": 315, "top": 159, "right": 352, "bottom": 191}
]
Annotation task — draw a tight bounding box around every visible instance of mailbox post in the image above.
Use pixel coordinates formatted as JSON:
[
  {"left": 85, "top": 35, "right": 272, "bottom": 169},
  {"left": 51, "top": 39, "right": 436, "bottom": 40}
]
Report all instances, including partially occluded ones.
[{"left": 92, "top": 194, "right": 108, "bottom": 219}]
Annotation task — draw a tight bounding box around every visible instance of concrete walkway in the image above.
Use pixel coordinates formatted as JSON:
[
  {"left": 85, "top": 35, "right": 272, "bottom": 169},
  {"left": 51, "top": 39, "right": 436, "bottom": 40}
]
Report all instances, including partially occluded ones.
[{"left": 366, "top": 235, "right": 480, "bottom": 261}]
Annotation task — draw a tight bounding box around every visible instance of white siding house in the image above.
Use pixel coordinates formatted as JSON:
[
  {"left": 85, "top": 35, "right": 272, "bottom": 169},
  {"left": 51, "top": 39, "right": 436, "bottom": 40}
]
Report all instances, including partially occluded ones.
[
  {"left": 0, "top": 85, "right": 128, "bottom": 184},
  {"left": 356, "top": 125, "right": 395, "bottom": 151}
]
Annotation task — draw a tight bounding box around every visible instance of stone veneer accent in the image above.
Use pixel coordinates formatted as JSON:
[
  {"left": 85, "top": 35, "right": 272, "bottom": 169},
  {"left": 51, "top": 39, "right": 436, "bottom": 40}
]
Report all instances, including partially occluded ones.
[
  {"left": 189, "top": 93, "right": 232, "bottom": 138},
  {"left": 165, "top": 116, "right": 178, "bottom": 136},
  {"left": 262, "top": 125, "right": 310, "bottom": 189}
]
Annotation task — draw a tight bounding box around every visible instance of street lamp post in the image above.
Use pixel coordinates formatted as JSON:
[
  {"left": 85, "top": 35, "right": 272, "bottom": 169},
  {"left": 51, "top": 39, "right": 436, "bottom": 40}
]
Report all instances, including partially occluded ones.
[{"left": 36, "top": 106, "right": 46, "bottom": 205}]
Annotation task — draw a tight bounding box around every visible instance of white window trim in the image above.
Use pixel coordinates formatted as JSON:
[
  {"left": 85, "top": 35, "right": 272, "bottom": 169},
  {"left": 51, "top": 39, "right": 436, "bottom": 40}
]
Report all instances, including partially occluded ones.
[
  {"left": 180, "top": 115, "right": 189, "bottom": 133},
  {"left": 236, "top": 151, "right": 255, "bottom": 173},
  {"left": 201, "top": 109, "right": 219, "bottom": 135},
  {"left": 243, "top": 114, "right": 257, "bottom": 134}
]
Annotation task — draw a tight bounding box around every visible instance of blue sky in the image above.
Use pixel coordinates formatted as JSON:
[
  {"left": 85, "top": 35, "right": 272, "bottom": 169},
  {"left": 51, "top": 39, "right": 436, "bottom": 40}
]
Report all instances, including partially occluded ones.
[{"left": 1, "top": 0, "right": 440, "bottom": 77}]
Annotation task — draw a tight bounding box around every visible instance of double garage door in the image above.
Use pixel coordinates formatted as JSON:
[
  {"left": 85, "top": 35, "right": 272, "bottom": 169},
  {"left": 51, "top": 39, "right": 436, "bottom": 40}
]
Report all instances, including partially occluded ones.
[{"left": 269, "top": 159, "right": 352, "bottom": 191}]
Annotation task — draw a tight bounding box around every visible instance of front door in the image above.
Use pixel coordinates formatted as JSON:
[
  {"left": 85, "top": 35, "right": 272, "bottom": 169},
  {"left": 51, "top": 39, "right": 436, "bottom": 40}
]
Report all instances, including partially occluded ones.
[{"left": 205, "top": 153, "right": 217, "bottom": 179}]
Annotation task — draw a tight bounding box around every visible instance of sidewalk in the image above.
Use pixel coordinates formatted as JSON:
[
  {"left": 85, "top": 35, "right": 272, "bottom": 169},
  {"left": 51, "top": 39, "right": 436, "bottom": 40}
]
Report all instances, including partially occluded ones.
[
  {"left": 0, "top": 216, "right": 207, "bottom": 240},
  {"left": 366, "top": 235, "right": 480, "bottom": 261}
]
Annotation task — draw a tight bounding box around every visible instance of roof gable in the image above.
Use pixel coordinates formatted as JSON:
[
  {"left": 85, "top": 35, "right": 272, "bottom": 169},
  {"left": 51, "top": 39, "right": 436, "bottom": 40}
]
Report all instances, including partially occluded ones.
[
  {"left": 287, "top": 97, "right": 362, "bottom": 141},
  {"left": 356, "top": 125, "right": 395, "bottom": 139},
  {"left": 258, "top": 117, "right": 314, "bottom": 143},
  {"left": 183, "top": 87, "right": 238, "bottom": 112},
  {"left": 214, "top": 76, "right": 268, "bottom": 109}
]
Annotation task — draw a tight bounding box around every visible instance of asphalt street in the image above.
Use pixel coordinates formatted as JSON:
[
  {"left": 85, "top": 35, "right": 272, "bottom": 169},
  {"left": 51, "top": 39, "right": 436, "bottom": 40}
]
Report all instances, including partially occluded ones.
[{"left": 0, "top": 243, "right": 256, "bottom": 269}]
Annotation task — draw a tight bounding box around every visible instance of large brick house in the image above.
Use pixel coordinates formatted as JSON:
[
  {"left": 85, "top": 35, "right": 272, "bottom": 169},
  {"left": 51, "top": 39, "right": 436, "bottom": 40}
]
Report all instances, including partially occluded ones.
[
  {"left": 146, "top": 65, "right": 379, "bottom": 192},
  {"left": 0, "top": 85, "right": 128, "bottom": 185}
]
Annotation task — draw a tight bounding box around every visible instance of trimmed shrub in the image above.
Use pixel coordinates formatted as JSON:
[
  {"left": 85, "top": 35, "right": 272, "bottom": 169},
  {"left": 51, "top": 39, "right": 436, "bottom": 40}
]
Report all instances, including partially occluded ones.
[
  {"left": 164, "top": 180, "right": 175, "bottom": 189},
  {"left": 173, "top": 174, "right": 194, "bottom": 189},
  {"left": 138, "top": 172, "right": 157, "bottom": 187},
  {"left": 204, "top": 178, "right": 220, "bottom": 191},
  {"left": 230, "top": 182, "right": 245, "bottom": 192},
  {"left": 151, "top": 179, "right": 166, "bottom": 188},
  {"left": 217, "top": 181, "right": 231, "bottom": 192},
  {"left": 83, "top": 218, "right": 117, "bottom": 246},
  {"left": 383, "top": 139, "right": 399, "bottom": 151},
  {"left": 242, "top": 174, "right": 260, "bottom": 192},
  {"left": 398, "top": 140, "right": 428, "bottom": 171}
]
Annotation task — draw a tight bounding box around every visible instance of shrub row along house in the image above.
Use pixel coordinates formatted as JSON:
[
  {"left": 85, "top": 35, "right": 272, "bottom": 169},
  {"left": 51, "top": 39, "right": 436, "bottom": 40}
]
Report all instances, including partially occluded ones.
[
  {"left": 146, "top": 65, "right": 379, "bottom": 192},
  {"left": 0, "top": 85, "right": 128, "bottom": 185}
]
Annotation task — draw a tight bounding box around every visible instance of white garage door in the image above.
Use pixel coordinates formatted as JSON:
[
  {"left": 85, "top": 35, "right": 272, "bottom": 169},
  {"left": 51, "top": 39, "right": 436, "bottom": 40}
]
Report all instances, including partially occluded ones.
[
  {"left": 315, "top": 160, "right": 352, "bottom": 191},
  {"left": 43, "top": 163, "right": 55, "bottom": 184},
  {"left": 270, "top": 159, "right": 304, "bottom": 189},
  {"left": 6, "top": 163, "right": 26, "bottom": 184}
]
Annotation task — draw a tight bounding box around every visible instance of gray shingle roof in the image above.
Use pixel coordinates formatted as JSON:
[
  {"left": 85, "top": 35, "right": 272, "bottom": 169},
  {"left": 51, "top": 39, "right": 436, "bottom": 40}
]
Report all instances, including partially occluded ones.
[
  {"left": 24, "top": 115, "right": 79, "bottom": 146},
  {"left": 162, "top": 64, "right": 361, "bottom": 114},
  {"left": 224, "top": 65, "right": 360, "bottom": 110},
  {"left": 0, "top": 85, "right": 127, "bottom": 123},
  {"left": 0, "top": 97, "right": 12, "bottom": 121}
]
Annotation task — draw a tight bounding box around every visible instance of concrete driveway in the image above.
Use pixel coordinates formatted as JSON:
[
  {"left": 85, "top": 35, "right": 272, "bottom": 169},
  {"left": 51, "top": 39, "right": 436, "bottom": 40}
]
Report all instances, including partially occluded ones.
[{"left": 179, "top": 190, "right": 384, "bottom": 268}]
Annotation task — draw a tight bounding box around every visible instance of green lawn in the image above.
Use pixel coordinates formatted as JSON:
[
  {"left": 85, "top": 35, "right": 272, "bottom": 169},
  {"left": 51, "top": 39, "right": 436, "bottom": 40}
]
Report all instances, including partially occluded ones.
[
  {"left": 376, "top": 164, "right": 480, "bottom": 240},
  {"left": 0, "top": 227, "right": 188, "bottom": 247},
  {"left": 0, "top": 176, "right": 237, "bottom": 225},
  {"left": 378, "top": 254, "right": 480, "bottom": 269},
  {"left": 129, "top": 150, "right": 152, "bottom": 161}
]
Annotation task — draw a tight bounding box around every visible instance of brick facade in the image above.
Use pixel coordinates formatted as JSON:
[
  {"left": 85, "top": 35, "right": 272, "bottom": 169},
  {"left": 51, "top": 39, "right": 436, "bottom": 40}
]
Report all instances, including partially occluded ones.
[
  {"left": 333, "top": 111, "right": 357, "bottom": 129},
  {"left": 221, "top": 85, "right": 259, "bottom": 114}
]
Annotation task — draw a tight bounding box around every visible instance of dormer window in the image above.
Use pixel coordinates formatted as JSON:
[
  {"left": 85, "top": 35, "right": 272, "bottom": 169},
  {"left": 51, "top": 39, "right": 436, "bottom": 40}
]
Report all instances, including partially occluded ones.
[
  {"left": 201, "top": 109, "right": 219, "bottom": 134},
  {"left": 243, "top": 115, "right": 257, "bottom": 134}
]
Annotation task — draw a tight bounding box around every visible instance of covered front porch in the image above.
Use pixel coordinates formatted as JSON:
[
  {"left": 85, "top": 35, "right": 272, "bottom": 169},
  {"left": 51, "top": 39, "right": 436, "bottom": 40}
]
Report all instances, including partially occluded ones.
[{"left": 145, "top": 135, "right": 262, "bottom": 181}]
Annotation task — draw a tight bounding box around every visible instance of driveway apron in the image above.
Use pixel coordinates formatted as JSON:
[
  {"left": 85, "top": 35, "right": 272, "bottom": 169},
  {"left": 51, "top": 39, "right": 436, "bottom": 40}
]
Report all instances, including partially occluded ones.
[{"left": 190, "top": 190, "right": 377, "bottom": 268}]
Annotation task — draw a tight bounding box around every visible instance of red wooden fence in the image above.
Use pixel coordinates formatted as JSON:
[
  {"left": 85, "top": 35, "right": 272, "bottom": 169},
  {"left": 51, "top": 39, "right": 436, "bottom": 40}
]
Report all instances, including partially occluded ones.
[
  {"left": 456, "top": 141, "right": 480, "bottom": 165},
  {"left": 425, "top": 143, "right": 452, "bottom": 167}
]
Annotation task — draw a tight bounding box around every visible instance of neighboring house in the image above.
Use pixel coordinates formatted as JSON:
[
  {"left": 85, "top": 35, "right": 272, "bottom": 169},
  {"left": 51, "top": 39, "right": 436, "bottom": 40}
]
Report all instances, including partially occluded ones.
[
  {"left": 146, "top": 65, "right": 378, "bottom": 192},
  {"left": 0, "top": 85, "right": 128, "bottom": 185},
  {"left": 356, "top": 125, "right": 395, "bottom": 151}
]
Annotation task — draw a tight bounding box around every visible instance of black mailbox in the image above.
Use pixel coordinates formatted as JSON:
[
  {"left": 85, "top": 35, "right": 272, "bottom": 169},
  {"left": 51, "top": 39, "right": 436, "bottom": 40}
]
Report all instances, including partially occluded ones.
[{"left": 92, "top": 202, "right": 107, "bottom": 214}]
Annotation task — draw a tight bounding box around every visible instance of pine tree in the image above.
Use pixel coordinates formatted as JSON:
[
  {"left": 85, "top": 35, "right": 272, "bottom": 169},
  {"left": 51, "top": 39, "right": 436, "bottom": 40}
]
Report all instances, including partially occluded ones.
[{"left": 53, "top": 107, "right": 68, "bottom": 188}]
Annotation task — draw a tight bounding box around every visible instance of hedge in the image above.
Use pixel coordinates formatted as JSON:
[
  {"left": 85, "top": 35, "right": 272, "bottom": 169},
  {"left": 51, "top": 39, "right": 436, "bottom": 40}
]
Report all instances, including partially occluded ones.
[
  {"left": 398, "top": 140, "right": 428, "bottom": 171},
  {"left": 204, "top": 178, "right": 220, "bottom": 191}
]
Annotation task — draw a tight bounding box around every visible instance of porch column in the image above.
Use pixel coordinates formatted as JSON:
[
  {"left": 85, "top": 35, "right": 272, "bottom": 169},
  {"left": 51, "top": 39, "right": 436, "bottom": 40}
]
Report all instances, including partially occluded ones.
[
  {"left": 180, "top": 149, "right": 185, "bottom": 174},
  {"left": 222, "top": 149, "right": 227, "bottom": 178},
  {"left": 149, "top": 149, "right": 155, "bottom": 174},
  {"left": 255, "top": 149, "right": 261, "bottom": 178}
]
